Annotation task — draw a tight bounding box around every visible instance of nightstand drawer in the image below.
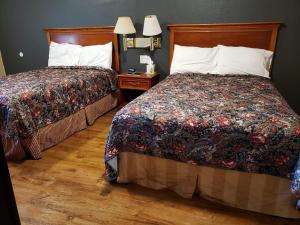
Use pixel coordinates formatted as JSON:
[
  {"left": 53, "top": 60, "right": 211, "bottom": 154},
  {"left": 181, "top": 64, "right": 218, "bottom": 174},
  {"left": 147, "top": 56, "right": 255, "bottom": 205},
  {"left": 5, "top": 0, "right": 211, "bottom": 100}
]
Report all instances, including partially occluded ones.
[
  {"left": 119, "top": 78, "right": 150, "bottom": 90},
  {"left": 117, "top": 72, "right": 160, "bottom": 106}
]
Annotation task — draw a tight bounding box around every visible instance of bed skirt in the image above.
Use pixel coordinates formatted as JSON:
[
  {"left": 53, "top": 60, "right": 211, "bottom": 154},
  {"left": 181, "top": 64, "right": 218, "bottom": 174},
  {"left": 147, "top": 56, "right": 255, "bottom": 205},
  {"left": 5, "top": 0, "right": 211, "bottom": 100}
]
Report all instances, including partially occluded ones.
[
  {"left": 3, "top": 94, "right": 117, "bottom": 160},
  {"left": 118, "top": 152, "right": 300, "bottom": 219}
]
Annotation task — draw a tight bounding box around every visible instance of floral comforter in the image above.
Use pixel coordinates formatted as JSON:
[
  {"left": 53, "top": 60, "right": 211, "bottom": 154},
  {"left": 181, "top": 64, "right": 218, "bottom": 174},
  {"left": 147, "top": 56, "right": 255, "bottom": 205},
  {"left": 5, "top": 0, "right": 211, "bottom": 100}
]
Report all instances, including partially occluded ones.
[
  {"left": 0, "top": 66, "right": 117, "bottom": 141},
  {"left": 105, "top": 73, "right": 300, "bottom": 198}
]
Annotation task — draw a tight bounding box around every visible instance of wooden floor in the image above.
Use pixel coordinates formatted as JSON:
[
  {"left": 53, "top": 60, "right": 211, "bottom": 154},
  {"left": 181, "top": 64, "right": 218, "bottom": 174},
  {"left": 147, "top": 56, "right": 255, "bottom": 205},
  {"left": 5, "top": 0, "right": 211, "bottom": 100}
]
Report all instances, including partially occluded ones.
[{"left": 8, "top": 109, "right": 299, "bottom": 225}]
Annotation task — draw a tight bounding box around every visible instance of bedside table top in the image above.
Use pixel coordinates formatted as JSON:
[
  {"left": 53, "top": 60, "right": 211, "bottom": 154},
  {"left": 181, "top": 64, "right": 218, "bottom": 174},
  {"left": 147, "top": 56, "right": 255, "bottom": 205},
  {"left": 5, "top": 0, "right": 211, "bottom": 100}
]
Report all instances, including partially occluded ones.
[{"left": 118, "top": 72, "right": 159, "bottom": 79}]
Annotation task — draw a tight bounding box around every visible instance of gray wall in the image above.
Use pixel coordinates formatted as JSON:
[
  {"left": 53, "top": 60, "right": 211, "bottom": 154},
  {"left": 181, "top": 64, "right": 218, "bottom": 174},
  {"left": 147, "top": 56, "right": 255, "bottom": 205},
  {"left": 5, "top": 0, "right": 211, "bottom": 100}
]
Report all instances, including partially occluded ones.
[{"left": 0, "top": 0, "right": 300, "bottom": 114}]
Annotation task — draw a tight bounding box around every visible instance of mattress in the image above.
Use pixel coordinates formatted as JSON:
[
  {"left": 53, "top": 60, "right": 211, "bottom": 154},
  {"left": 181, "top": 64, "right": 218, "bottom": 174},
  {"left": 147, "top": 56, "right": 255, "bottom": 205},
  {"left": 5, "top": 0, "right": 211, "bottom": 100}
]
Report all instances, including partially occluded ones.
[
  {"left": 105, "top": 73, "right": 300, "bottom": 196},
  {"left": 2, "top": 93, "right": 117, "bottom": 160},
  {"left": 0, "top": 66, "right": 117, "bottom": 159}
]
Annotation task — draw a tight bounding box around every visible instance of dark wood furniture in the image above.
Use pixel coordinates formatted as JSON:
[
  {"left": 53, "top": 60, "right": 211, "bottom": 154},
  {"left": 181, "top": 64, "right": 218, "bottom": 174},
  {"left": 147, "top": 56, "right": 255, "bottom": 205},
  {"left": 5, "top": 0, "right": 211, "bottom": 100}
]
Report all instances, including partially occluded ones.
[
  {"left": 167, "top": 22, "right": 281, "bottom": 74},
  {"left": 118, "top": 72, "right": 160, "bottom": 106},
  {"left": 0, "top": 139, "right": 21, "bottom": 225},
  {"left": 44, "top": 27, "right": 120, "bottom": 72}
]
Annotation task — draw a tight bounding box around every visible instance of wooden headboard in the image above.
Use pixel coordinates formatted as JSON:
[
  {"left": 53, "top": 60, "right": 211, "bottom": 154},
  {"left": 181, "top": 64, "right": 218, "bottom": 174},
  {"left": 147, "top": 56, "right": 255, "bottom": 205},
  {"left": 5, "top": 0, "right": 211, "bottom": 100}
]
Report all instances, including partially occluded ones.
[
  {"left": 44, "top": 27, "right": 120, "bottom": 72},
  {"left": 167, "top": 22, "right": 281, "bottom": 68}
]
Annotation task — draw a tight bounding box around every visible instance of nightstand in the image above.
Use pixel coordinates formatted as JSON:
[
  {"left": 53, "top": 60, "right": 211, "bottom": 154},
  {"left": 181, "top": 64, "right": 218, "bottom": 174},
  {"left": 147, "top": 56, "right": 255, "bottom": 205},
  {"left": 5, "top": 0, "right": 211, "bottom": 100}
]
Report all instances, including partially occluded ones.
[{"left": 117, "top": 72, "right": 160, "bottom": 106}]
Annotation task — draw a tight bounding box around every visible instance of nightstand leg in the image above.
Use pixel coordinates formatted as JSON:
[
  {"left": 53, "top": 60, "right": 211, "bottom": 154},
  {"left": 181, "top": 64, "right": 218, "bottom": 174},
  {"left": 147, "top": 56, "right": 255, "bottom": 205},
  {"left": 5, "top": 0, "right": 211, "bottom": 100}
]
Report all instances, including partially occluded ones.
[{"left": 118, "top": 89, "right": 126, "bottom": 107}]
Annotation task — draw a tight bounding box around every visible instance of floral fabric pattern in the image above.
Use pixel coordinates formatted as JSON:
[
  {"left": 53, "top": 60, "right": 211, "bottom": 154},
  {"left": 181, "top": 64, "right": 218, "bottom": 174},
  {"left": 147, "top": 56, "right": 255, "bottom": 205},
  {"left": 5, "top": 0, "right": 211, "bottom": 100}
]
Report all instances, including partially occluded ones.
[
  {"left": 0, "top": 66, "right": 117, "bottom": 141},
  {"left": 105, "top": 73, "right": 300, "bottom": 196}
]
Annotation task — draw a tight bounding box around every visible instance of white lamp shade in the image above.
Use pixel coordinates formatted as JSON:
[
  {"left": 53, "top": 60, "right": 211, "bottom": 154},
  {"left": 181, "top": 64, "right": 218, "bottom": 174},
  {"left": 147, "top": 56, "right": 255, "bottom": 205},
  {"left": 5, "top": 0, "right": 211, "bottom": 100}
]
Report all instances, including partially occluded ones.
[
  {"left": 114, "top": 17, "right": 136, "bottom": 34},
  {"left": 143, "top": 15, "right": 162, "bottom": 36}
]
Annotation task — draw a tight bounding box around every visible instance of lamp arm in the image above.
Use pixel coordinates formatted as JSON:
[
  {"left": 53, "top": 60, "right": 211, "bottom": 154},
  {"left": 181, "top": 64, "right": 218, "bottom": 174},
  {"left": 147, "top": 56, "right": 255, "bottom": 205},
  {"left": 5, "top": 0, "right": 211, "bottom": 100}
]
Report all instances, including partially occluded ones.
[
  {"left": 150, "top": 37, "right": 154, "bottom": 51},
  {"left": 123, "top": 34, "right": 127, "bottom": 51}
]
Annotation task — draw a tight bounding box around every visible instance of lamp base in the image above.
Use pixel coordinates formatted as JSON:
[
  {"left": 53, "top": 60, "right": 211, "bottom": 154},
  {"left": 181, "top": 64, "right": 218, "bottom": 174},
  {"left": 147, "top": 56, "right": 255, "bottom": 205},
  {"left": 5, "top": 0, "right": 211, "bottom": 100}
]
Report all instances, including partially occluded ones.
[{"left": 125, "top": 37, "right": 161, "bottom": 50}]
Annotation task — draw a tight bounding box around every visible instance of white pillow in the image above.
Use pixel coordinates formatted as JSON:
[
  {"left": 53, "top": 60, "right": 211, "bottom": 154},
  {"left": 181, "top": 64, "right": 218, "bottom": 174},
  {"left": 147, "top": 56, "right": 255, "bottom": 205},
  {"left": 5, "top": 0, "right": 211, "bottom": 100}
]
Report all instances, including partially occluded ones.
[
  {"left": 170, "top": 44, "right": 218, "bottom": 74},
  {"left": 78, "top": 42, "right": 112, "bottom": 68},
  {"left": 213, "top": 45, "right": 273, "bottom": 78},
  {"left": 48, "top": 42, "right": 82, "bottom": 66}
]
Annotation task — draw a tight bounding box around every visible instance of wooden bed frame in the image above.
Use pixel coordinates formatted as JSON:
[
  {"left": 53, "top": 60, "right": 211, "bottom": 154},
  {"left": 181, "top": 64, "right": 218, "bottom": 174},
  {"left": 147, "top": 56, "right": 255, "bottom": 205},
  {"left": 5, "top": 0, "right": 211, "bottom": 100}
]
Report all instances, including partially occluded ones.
[
  {"left": 167, "top": 22, "right": 281, "bottom": 70},
  {"left": 44, "top": 27, "right": 120, "bottom": 72},
  {"left": 116, "top": 22, "right": 300, "bottom": 219},
  {"left": 3, "top": 27, "right": 120, "bottom": 161}
]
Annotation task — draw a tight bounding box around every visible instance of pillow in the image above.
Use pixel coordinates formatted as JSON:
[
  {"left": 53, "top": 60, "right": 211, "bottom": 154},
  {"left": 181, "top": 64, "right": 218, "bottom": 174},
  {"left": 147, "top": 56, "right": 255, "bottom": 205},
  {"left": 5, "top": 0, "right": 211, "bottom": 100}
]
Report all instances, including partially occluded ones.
[
  {"left": 48, "top": 42, "right": 82, "bottom": 66},
  {"left": 170, "top": 44, "right": 218, "bottom": 74},
  {"left": 213, "top": 45, "right": 273, "bottom": 78},
  {"left": 78, "top": 42, "right": 112, "bottom": 68}
]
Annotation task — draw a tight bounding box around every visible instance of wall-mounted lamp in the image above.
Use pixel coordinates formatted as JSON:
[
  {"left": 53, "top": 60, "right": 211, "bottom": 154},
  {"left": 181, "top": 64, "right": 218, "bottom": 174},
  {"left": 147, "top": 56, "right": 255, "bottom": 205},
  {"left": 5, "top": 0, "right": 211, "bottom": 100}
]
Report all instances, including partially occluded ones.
[
  {"left": 114, "top": 16, "right": 136, "bottom": 51},
  {"left": 143, "top": 15, "right": 162, "bottom": 51},
  {"left": 114, "top": 15, "right": 162, "bottom": 51}
]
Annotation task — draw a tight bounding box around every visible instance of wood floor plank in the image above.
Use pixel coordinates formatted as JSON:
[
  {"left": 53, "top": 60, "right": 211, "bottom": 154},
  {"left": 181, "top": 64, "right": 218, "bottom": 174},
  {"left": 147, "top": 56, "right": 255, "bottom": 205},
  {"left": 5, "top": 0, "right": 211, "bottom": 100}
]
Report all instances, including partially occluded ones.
[{"left": 8, "top": 109, "right": 300, "bottom": 225}]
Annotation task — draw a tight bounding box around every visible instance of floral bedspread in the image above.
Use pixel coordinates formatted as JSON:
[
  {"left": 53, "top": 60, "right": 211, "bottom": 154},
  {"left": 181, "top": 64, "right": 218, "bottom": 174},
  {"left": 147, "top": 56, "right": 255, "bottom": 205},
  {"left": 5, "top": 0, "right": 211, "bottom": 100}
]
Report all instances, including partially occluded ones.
[
  {"left": 105, "top": 73, "right": 300, "bottom": 197},
  {"left": 0, "top": 66, "right": 117, "bottom": 141}
]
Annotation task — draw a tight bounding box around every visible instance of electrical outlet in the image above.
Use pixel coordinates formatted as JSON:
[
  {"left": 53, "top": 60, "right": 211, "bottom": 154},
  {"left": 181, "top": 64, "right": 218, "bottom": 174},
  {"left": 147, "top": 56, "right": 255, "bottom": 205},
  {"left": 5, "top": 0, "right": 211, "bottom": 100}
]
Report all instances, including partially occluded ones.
[{"left": 140, "top": 55, "right": 150, "bottom": 64}]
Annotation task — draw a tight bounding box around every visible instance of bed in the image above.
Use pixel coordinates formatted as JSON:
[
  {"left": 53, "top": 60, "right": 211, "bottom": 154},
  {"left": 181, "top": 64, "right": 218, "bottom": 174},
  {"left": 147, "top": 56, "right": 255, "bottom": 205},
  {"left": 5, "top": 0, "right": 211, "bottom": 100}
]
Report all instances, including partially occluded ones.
[
  {"left": 1, "top": 27, "right": 119, "bottom": 160},
  {"left": 104, "top": 22, "right": 300, "bottom": 218}
]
